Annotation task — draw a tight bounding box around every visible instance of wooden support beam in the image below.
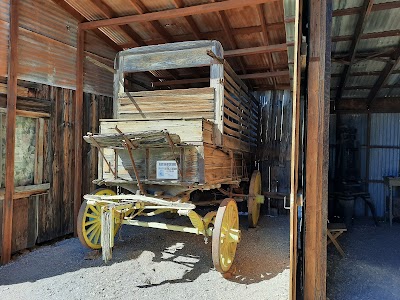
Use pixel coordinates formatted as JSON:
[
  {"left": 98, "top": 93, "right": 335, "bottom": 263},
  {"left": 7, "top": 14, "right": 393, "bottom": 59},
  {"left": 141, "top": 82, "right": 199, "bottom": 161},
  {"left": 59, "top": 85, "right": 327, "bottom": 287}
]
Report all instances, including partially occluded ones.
[
  {"left": 335, "top": 0, "right": 374, "bottom": 102},
  {"left": 89, "top": 0, "right": 145, "bottom": 47},
  {"left": 256, "top": 3, "right": 276, "bottom": 86},
  {"left": 367, "top": 44, "right": 400, "bottom": 107},
  {"left": 73, "top": 28, "right": 85, "bottom": 237},
  {"left": 80, "top": 0, "right": 278, "bottom": 30},
  {"left": 52, "top": 0, "right": 122, "bottom": 51},
  {"left": 239, "top": 70, "right": 289, "bottom": 79},
  {"left": 333, "top": 1, "right": 400, "bottom": 17},
  {"left": 289, "top": 0, "right": 303, "bottom": 297},
  {"left": 304, "top": 0, "right": 332, "bottom": 298},
  {"left": 129, "top": 0, "right": 174, "bottom": 42},
  {"left": 209, "top": 0, "right": 249, "bottom": 81},
  {"left": 331, "top": 84, "right": 400, "bottom": 91},
  {"left": 331, "top": 69, "right": 400, "bottom": 77},
  {"left": 2, "top": 0, "right": 19, "bottom": 265},
  {"left": 172, "top": 0, "right": 203, "bottom": 39},
  {"left": 332, "top": 97, "right": 400, "bottom": 113},
  {"left": 333, "top": 29, "right": 400, "bottom": 43},
  {"left": 225, "top": 44, "right": 288, "bottom": 57}
]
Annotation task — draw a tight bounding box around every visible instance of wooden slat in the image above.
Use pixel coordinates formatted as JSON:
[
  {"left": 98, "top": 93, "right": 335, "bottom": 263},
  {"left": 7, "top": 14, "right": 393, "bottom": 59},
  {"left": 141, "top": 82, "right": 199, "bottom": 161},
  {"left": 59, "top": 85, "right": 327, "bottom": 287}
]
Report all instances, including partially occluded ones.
[
  {"left": 80, "top": 0, "right": 278, "bottom": 30},
  {"left": 2, "top": 0, "right": 18, "bottom": 265}
]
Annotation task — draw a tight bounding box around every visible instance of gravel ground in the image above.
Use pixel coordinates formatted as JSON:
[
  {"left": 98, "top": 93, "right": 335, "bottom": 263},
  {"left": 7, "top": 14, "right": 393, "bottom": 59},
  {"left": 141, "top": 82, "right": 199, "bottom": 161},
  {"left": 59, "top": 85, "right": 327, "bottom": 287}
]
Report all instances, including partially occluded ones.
[
  {"left": 0, "top": 214, "right": 289, "bottom": 300},
  {"left": 327, "top": 220, "right": 400, "bottom": 300}
]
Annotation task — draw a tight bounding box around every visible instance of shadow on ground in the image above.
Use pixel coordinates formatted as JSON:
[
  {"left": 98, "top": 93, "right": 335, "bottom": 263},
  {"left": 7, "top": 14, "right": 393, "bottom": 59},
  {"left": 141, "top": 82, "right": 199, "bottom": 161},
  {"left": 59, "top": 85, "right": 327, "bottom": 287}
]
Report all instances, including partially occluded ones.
[{"left": 0, "top": 214, "right": 289, "bottom": 289}]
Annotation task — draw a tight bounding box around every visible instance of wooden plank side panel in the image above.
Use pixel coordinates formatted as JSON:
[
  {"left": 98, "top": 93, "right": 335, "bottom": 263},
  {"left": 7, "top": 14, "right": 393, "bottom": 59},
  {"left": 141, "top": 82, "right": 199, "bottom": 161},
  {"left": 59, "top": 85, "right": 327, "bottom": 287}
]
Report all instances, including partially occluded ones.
[
  {"left": 36, "top": 192, "right": 57, "bottom": 243},
  {"left": 100, "top": 119, "right": 205, "bottom": 144},
  {"left": 101, "top": 146, "right": 200, "bottom": 184},
  {"left": 117, "top": 88, "right": 214, "bottom": 120},
  {"left": 204, "top": 145, "right": 232, "bottom": 183}
]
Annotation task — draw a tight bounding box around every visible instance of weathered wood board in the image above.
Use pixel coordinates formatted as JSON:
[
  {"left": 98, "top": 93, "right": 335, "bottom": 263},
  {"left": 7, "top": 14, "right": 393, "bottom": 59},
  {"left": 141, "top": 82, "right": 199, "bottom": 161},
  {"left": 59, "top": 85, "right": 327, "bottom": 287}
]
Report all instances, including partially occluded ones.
[{"left": 117, "top": 87, "right": 215, "bottom": 120}]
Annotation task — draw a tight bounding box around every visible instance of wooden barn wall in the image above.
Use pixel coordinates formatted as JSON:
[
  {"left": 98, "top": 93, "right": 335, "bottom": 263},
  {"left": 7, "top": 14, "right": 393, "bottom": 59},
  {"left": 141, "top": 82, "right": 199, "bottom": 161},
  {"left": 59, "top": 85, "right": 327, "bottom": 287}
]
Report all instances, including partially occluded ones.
[
  {"left": 0, "top": 0, "right": 116, "bottom": 96},
  {"left": 0, "top": 83, "right": 112, "bottom": 254},
  {"left": 256, "top": 90, "right": 292, "bottom": 208}
]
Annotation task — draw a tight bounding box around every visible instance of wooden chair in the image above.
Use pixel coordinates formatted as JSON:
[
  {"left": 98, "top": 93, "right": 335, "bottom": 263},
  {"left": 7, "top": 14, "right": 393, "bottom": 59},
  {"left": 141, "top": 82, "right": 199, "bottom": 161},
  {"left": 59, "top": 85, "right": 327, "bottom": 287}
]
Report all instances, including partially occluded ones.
[{"left": 327, "top": 223, "right": 347, "bottom": 257}]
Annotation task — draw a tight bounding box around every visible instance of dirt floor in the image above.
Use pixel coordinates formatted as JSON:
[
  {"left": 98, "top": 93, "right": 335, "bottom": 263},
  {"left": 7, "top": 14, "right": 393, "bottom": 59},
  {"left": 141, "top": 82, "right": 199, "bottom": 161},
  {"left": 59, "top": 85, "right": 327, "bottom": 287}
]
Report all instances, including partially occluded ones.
[
  {"left": 0, "top": 214, "right": 289, "bottom": 300},
  {"left": 327, "top": 220, "right": 400, "bottom": 300}
]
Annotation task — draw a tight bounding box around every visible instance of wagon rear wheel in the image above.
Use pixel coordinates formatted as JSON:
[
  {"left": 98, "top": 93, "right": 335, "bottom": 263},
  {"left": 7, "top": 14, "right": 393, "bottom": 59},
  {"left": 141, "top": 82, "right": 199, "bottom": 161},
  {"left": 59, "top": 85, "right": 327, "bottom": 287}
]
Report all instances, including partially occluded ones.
[
  {"left": 77, "top": 188, "right": 120, "bottom": 250},
  {"left": 212, "top": 198, "right": 240, "bottom": 274},
  {"left": 248, "top": 170, "right": 262, "bottom": 228}
]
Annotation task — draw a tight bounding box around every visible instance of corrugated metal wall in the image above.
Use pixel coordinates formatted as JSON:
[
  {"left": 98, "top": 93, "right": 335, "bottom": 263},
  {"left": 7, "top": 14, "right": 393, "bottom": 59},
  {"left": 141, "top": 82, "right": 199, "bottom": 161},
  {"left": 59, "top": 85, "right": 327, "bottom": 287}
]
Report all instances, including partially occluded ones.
[
  {"left": 0, "top": 0, "right": 115, "bottom": 96},
  {"left": 369, "top": 114, "right": 400, "bottom": 217},
  {"left": 330, "top": 113, "right": 400, "bottom": 217}
]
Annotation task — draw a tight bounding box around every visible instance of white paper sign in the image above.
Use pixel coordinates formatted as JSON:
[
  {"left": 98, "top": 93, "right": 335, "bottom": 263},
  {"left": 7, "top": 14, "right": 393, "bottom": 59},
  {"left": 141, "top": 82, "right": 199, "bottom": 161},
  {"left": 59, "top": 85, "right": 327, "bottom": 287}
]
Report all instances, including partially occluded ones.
[{"left": 156, "top": 160, "right": 178, "bottom": 180}]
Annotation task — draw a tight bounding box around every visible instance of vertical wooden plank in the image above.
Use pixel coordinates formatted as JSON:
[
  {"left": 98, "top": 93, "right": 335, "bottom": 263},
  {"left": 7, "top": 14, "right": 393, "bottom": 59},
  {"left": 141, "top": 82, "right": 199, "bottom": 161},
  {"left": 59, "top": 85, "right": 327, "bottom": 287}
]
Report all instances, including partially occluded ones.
[
  {"left": 304, "top": 0, "right": 332, "bottom": 299},
  {"left": 74, "top": 28, "right": 85, "bottom": 236},
  {"left": 289, "top": 0, "right": 303, "bottom": 298},
  {"left": 34, "top": 118, "right": 45, "bottom": 185},
  {"left": 113, "top": 55, "right": 124, "bottom": 119},
  {"left": 62, "top": 89, "right": 72, "bottom": 234},
  {"left": 11, "top": 198, "right": 28, "bottom": 253},
  {"left": 0, "top": 113, "right": 3, "bottom": 189},
  {"left": 210, "top": 61, "right": 224, "bottom": 146},
  {"left": 52, "top": 88, "right": 63, "bottom": 236},
  {"left": 1, "top": 0, "right": 19, "bottom": 264}
]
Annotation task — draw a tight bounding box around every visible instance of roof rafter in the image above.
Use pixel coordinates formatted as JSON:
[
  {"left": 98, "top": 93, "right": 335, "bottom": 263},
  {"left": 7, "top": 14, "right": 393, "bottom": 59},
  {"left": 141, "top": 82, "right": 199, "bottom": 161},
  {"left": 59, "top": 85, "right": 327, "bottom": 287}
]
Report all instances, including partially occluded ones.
[
  {"left": 172, "top": 0, "right": 203, "bottom": 39},
  {"left": 335, "top": 0, "right": 374, "bottom": 102},
  {"left": 367, "top": 44, "right": 400, "bottom": 107},
  {"left": 257, "top": 3, "right": 276, "bottom": 87},
  {"left": 129, "top": 0, "right": 174, "bottom": 42},
  {"left": 208, "top": 0, "right": 250, "bottom": 86},
  {"left": 79, "top": 0, "right": 278, "bottom": 30}
]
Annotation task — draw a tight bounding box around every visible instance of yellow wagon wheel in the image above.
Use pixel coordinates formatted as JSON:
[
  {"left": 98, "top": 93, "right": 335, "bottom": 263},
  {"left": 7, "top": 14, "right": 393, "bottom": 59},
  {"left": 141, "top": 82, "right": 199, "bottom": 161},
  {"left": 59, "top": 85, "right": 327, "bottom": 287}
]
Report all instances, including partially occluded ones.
[
  {"left": 212, "top": 198, "right": 240, "bottom": 274},
  {"left": 248, "top": 170, "right": 262, "bottom": 228},
  {"left": 77, "top": 188, "right": 120, "bottom": 250}
]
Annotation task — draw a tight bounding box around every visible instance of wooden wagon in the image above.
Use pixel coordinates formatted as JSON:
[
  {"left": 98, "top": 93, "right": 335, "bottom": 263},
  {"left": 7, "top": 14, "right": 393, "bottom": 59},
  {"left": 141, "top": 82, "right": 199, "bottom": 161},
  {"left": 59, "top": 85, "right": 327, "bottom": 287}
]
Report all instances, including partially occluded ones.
[{"left": 77, "top": 41, "right": 264, "bottom": 274}]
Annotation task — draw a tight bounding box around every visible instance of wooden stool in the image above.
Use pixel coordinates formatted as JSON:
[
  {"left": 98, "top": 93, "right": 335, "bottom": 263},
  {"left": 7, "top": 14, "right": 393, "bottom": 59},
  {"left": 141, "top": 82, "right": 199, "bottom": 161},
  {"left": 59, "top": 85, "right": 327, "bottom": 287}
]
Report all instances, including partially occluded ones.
[{"left": 327, "top": 223, "right": 347, "bottom": 257}]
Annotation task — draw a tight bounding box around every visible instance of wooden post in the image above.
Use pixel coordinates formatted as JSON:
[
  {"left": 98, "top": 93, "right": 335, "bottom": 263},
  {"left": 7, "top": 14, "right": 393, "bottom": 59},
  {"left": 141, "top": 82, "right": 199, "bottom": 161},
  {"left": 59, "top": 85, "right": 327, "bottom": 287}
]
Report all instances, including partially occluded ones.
[
  {"left": 289, "top": 0, "right": 302, "bottom": 298},
  {"left": 1, "top": 0, "right": 19, "bottom": 264},
  {"left": 73, "top": 27, "right": 85, "bottom": 236},
  {"left": 304, "top": 0, "right": 332, "bottom": 299}
]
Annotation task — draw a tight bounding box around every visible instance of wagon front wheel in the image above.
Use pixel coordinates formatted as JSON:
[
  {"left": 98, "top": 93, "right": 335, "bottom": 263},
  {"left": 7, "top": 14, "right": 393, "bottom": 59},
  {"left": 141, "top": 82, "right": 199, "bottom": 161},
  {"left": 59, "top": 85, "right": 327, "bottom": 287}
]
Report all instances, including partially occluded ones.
[
  {"left": 77, "top": 188, "right": 119, "bottom": 250},
  {"left": 248, "top": 170, "right": 262, "bottom": 228},
  {"left": 212, "top": 198, "right": 240, "bottom": 274}
]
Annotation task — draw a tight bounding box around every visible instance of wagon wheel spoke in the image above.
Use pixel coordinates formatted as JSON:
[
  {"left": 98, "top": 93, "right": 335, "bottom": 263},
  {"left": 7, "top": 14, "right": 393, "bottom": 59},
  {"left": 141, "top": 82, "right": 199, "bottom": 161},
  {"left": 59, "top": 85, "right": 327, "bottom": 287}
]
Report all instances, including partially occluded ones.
[{"left": 77, "top": 188, "right": 120, "bottom": 250}]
